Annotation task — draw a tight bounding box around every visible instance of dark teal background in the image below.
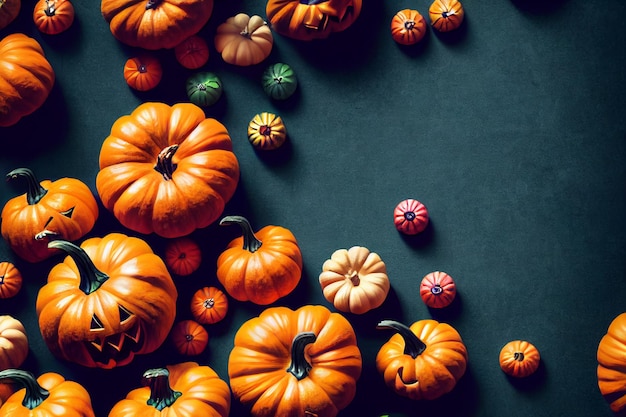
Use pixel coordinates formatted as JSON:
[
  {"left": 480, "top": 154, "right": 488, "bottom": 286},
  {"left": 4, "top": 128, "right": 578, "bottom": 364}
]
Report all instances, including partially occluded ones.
[{"left": 1, "top": 0, "right": 625, "bottom": 416}]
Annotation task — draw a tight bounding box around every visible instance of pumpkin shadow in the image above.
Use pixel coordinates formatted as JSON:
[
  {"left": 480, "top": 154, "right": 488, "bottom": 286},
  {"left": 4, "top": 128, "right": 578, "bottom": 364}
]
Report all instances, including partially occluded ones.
[
  {"left": 398, "top": 219, "right": 435, "bottom": 250},
  {"left": 427, "top": 291, "right": 464, "bottom": 322},
  {"left": 395, "top": 28, "right": 432, "bottom": 59},
  {"left": 251, "top": 133, "right": 294, "bottom": 167},
  {"left": 504, "top": 359, "right": 548, "bottom": 391},
  {"left": 430, "top": 16, "right": 469, "bottom": 46}
]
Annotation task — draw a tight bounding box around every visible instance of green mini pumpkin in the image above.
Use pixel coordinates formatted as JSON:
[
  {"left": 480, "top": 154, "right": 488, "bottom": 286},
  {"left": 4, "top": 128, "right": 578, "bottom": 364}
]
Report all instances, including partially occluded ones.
[
  {"left": 262, "top": 62, "right": 298, "bottom": 100},
  {"left": 186, "top": 72, "right": 223, "bottom": 107}
]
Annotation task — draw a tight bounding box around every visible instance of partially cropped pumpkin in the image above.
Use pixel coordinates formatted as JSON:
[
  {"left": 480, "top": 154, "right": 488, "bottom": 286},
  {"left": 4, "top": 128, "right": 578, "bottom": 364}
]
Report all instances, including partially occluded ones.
[
  {"left": 1, "top": 168, "right": 99, "bottom": 263},
  {"left": 33, "top": 0, "right": 75, "bottom": 35},
  {"left": 391, "top": 9, "right": 427, "bottom": 45},
  {"left": 420, "top": 271, "right": 456, "bottom": 308},
  {"left": 429, "top": 0, "right": 464, "bottom": 32},
  {"left": 597, "top": 312, "right": 626, "bottom": 414},
  {"left": 0, "top": 316, "right": 28, "bottom": 371},
  {"left": 217, "top": 215, "right": 302, "bottom": 305},
  {"left": 247, "top": 112, "right": 287, "bottom": 151},
  {"left": 96, "top": 102, "right": 240, "bottom": 238},
  {"left": 170, "top": 320, "right": 208, "bottom": 356},
  {"left": 214, "top": 13, "right": 273, "bottom": 67},
  {"left": 393, "top": 198, "right": 429, "bottom": 235},
  {"left": 376, "top": 319, "right": 468, "bottom": 400},
  {"left": 108, "top": 362, "right": 230, "bottom": 417},
  {"left": 0, "top": 262, "right": 22, "bottom": 299},
  {"left": 164, "top": 237, "right": 202, "bottom": 276},
  {"left": 35, "top": 234, "right": 178, "bottom": 369},
  {"left": 266, "top": 0, "right": 363, "bottom": 41},
  {"left": 0, "top": 33, "right": 55, "bottom": 127},
  {"left": 174, "top": 35, "right": 209, "bottom": 69},
  {"left": 100, "top": 0, "right": 214, "bottom": 50},
  {"left": 319, "top": 246, "right": 390, "bottom": 314},
  {"left": 0, "top": 0, "right": 20, "bottom": 31},
  {"left": 0, "top": 369, "right": 95, "bottom": 417},
  {"left": 262, "top": 62, "right": 298, "bottom": 100},
  {"left": 123, "top": 54, "right": 162, "bottom": 91},
  {"left": 228, "top": 305, "right": 362, "bottom": 417},
  {"left": 499, "top": 340, "right": 541, "bottom": 378},
  {"left": 190, "top": 286, "right": 228, "bottom": 325},
  {"left": 186, "top": 72, "right": 223, "bottom": 107}
]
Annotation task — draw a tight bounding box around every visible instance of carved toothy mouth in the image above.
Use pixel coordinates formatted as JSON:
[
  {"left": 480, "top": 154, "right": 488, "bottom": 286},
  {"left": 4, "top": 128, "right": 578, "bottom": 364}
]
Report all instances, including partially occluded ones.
[{"left": 84, "top": 305, "right": 143, "bottom": 366}]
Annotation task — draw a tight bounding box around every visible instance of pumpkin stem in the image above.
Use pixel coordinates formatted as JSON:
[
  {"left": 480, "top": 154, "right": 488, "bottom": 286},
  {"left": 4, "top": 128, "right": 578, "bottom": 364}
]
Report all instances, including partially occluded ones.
[
  {"left": 47, "top": 240, "right": 110, "bottom": 294},
  {"left": 431, "top": 284, "right": 443, "bottom": 295},
  {"left": 219, "top": 215, "right": 262, "bottom": 252},
  {"left": 6, "top": 168, "right": 48, "bottom": 205},
  {"left": 349, "top": 272, "right": 360, "bottom": 286},
  {"left": 286, "top": 332, "right": 317, "bottom": 380},
  {"left": 514, "top": 352, "right": 525, "bottom": 361},
  {"left": 0, "top": 369, "right": 50, "bottom": 410},
  {"left": 145, "top": 0, "right": 161, "bottom": 10},
  {"left": 154, "top": 144, "right": 179, "bottom": 181},
  {"left": 376, "top": 320, "right": 427, "bottom": 358},
  {"left": 142, "top": 368, "right": 182, "bottom": 411},
  {"left": 44, "top": 0, "right": 56, "bottom": 16}
]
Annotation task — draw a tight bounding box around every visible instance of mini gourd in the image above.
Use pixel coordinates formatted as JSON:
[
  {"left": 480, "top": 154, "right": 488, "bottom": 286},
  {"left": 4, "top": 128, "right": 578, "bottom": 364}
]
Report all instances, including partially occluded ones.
[
  {"left": 123, "top": 55, "right": 163, "bottom": 91},
  {"left": 0, "top": 262, "right": 22, "bottom": 299},
  {"left": 262, "top": 63, "right": 298, "bottom": 100},
  {"left": 190, "top": 286, "right": 228, "bottom": 325},
  {"left": 214, "top": 13, "right": 273, "bottom": 66},
  {"left": 33, "top": 0, "right": 75, "bottom": 35},
  {"left": 420, "top": 271, "right": 456, "bottom": 308},
  {"left": 164, "top": 237, "right": 202, "bottom": 276},
  {"left": 170, "top": 320, "right": 209, "bottom": 356},
  {"left": 391, "top": 9, "right": 427, "bottom": 45},
  {"left": 499, "top": 340, "right": 541, "bottom": 378}
]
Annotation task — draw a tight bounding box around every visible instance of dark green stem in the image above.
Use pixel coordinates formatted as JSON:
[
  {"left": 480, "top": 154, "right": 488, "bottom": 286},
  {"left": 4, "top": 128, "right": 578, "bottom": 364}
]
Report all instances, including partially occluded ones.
[
  {"left": 376, "top": 320, "right": 427, "bottom": 358},
  {"left": 286, "top": 332, "right": 317, "bottom": 380},
  {"left": 154, "top": 144, "right": 179, "bottom": 180},
  {"left": 0, "top": 369, "right": 49, "bottom": 410},
  {"left": 219, "top": 216, "right": 262, "bottom": 252},
  {"left": 142, "top": 368, "right": 182, "bottom": 411},
  {"left": 6, "top": 168, "right": 47, "bottom": 205},
  {"left": 47, "top": 240, "right": 109, "bottom": 294}
]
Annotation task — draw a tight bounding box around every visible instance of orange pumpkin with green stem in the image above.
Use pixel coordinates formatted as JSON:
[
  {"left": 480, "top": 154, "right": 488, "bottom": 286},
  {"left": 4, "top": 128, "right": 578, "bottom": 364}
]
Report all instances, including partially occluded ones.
[
  {"left": 108, "top": 362, "right": 230, "bottom": 416},
  {"left": 0, "top": 369, "right": 95, "bottom": 417},
  {"left": 35, "top": 234, "right": 178, "bottom": 369},
  {"left": 217, "top": 215, "right": 303, "bottom": 305},
  {"left": 1, "top": 168, "right": 99, "bottom": 263}
]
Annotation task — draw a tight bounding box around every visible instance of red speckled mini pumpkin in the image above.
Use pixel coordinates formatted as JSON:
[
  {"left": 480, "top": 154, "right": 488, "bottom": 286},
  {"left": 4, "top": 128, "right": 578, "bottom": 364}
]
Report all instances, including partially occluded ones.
[
  {"left": 123, "top": 55, "right": 163, "bottom": 91},
  {"left": 0, "top": 262, "right": 22, "bottom": 299},
  {"left": 597, "top": 312, "right": 626, "bottom": 414},
  {"left": 429, "top": 0, "right": 464, "bottom": 32},
  {"left": 33, "top": 0, "right": 75, "bottom": 35},
  {"left": 190, "top": 286, "right": 228, "bottom": 325},
  {"left": 391, "top": 9, "right": 427, "bottom": 45},
  {"left": 164, "top": 237, "right": 202, "bottom": 276},
  {"left": 170, "top": 320, "right": 209, "bottom": 356},
  {"left": 499, "top": 340, "right": 541, "bottom": 378},
  {"left": 420, "top": 271, "right": 456, "bottom": 308},
  {"left": 393, "top": 198, "right": 429, "bottom": 235},
  {"left": 175, "top": 35, "right": 209, "bottom": 69}
]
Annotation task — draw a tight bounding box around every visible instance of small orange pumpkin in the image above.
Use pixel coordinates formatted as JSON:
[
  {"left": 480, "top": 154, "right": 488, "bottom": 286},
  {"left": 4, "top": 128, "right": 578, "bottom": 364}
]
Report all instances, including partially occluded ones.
[
  {"left": 123, "top": 55, "right": 163, "bottom": 91},
  {"left": 420, "top": 271, "right": 456, "bottom": 308},
  {"left": 0, "top": 262, "right": 22, "bottom": 299},
  {"left": 247, "top": 112, "right": 287, "bottom": 151},
  {"left": 391, "top": 9, "right": 427, "bottom": 45},
  {"left": 499, "top": 340, "right": 541, "bottom": 378},
  {"left": 319, "top": 246, "right": 390, "bottom": 314},
  {"left": 170, "top": 320, "right": 209, "bottom": 356},
  {"left": 376, "top": 319, "right": 468, "bottom": 400},
  {"left": 597, "top": 312, "right": 626, "bottom": 414},
  {"left": 429, "top": 0, "right": 464, "bottom": 32},
  {"left": 0, "top": 315, "right": 29, "bottom": 370},
  {"left": 0, "top": 0, "right": 21, "bottom": 31},
  {"left": 190, "top": 286, "right": 228, "bottom": 325},
  {"left": 214, "top": 13, "right": 273, "bottom": 66},
  {"left": 33, "top": 0, "right": 75, "bottom": 35},
  {"left": 164, "top": 237, "right": 202, "bottom": 276},
  {"left": 217, "top": 215, "right": 303, "bottom": 305},
  {"left": 175, "top": 35, "right": 209, "bottom": 69}
]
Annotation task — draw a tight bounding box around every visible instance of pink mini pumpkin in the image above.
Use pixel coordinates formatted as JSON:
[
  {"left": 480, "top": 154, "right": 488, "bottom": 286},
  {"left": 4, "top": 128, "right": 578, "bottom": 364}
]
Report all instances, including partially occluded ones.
[
  {"left": 394, "top": 198, "right": 429, "bottom": 235},
  {"left": 420, "top": 271, "right": 456, "bottom": 308}
]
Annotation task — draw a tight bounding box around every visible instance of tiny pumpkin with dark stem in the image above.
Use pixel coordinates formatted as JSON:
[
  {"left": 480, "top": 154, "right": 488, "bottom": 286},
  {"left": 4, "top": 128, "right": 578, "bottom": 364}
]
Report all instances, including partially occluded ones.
[
  {"left": 190, "top": 286, "right": 228, "bottom": 325},
  {"left": 420, "top": 271, "right": 456, "bottom": 308},
  {"left": 123, "top": 55, "right": 163, "bottom": 91},
  {"left": 0, "top": 369, "right": 95, "bottom": 417},
  {"left": 164, "top": 237, "right": 202, "bottom": 276},
  {"left": 429, "top": 0, "right": 464, "bottom": 32},
  {"left": 393, "top": 198, "right": 429, "bottom": 235},
  {"left": 170, "top": 320, "right": 209, "bottom": 356},
  {"left": 391, "top": 9, "right": 427, "bottom": 45},
  {"left": 0, "top": 262, "right": 22, "bottom": 299},
  {"left": 186, "top": 72, "right": 223, "bottom": 107},
  {"left": 33, "top": 0, "right": 75, "bottom": 35},
  {"left": 499, "top": 340, "right": 541, "bottom": 378},
  {"left": 262, "top": 62, "right": 298, "bottom": 100},
  {"left": 247, "top": 112, "right": 287, "bottom": 151},
  {"left": 174, "top": 35, "right": 209, "bottom": 69}
]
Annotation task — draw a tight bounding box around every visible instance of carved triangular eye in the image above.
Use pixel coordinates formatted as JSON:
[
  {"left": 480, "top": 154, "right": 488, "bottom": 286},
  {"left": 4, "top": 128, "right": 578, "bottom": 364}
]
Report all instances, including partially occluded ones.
[
  {"left": 119, "top": 305, "right": 133, "bottom": 323},
  {"left": 91, "top": 314, "right": 104, "bottom": 331},
  {"left": 60, "top": 207, "right": 75, "bottom": 218}
]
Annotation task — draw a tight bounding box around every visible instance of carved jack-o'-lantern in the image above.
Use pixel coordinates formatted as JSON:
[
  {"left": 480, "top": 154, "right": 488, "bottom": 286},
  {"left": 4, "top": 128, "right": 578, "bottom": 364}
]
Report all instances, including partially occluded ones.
[{"left": 35, "top": 234, "right": 178, "bottom": 369}]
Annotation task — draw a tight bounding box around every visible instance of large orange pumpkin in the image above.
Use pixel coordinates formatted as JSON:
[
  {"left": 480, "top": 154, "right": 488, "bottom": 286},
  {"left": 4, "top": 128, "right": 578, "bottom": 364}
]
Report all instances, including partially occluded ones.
[
  {"left": 228, "top": 305, "right": 362, "bottom": 417},
  {"left": 0, "top": 33, "right": 55, "bottom": 127},
  {"left": 266, "top": 0, "right": 362, "bottom": 41},
  {"left": 96, "top": 102, "right": 240, "bottom": 238},
  {"left": 597, "top": 312, "right": 626, "bottom": 414},
  {"left": 376, "top": 319, "right": 468, "bottom": 400},
  {"left": 216, "top": 215, "right": 302, "bottom": 305},
  {"left": 0, "top": 369, "right": 95, "bottom": 417},
  {"left": 100, "top": 0, "right": 214, "bottom": 50},
  {"left": 108, "top": 362, "right": 230, "bottom": 416},
  {"left": 1, "top": 168, "right": 99, "bottom": 263},
  {"left": 35, "top": 235, "right": 178, "bottom": 369}
]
